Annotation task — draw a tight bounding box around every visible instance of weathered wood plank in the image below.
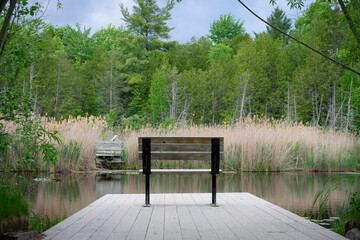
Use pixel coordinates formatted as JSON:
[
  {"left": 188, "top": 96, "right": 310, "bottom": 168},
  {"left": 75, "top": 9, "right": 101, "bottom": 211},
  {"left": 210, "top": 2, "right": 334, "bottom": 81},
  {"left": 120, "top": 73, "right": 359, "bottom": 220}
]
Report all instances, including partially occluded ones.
[
  {"left": 139, "top": 169, "right": 224, "bottom": 174},
  {"left": 45, "top": 193, "right": 346, "bottom": 240},
  {"left": 145, "top": 195, "right": 164, "bottom": 240},
  {"left": 95, "top": 147, "right": 123, "bottom": 151},
  {"left": 138, "top": 143, "right": 224, "bottom": 152},
  {"left": 95, "top": 140, "right": 124, "bottom": 145},
  {"left": 164, "top": 195, "right": 182, "bottom": 240},
  {"left": 177, "top": 203, "right": 201, "bottom": 239},
  {"left": 138, "top": 137, "right": 224, "bottom": 145},
  {"left": 95, "top": 141, "right": 124, "bottom": 160},
  {"left": 46, "top": 195, "right": 119, "bottom": 240},
  {"left": 197, "top": 194, "right": 239, "bottom": 239},
  {"left": 69, "top": 195, "right": 131, "bottom": 240},
  {"left": 87, "top": 194, "right": 137, "bottom": 240},
  {"left": 188, "top": 194, "right": 220, "bottom": 239},
  {"left": 126, "top": 205, "right": 153, "bottom": 240},
  {"left": 44, "top": 194, "right": 113, "bottom": 240},
  {"left": 95, "top": 151, "right": 122, "bottom": 155},
  {"left": 107, "top": 194, "right": 143, "bottom": 240},
  {"left": 138, "top": 152, "right": 224, "bottom": 161}
]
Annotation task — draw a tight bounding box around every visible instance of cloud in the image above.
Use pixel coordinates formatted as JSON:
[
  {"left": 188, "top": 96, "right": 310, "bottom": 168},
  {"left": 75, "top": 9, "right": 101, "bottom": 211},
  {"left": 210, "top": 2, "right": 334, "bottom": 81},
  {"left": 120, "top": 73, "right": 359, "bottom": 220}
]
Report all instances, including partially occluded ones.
[{"left": 39, "top": 0, "right": 313, "bottom": 42}]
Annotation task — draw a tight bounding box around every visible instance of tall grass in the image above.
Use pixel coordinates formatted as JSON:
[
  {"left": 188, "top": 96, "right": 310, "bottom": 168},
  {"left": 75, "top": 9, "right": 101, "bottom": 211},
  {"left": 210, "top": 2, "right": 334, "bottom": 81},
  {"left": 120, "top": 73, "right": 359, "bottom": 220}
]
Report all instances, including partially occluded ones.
[
  {"left": 0, "top": 185, "right": 30, "bottom": 235},
  {"left": 45, "top": 116, "right": 112, "bottom": 172},
  {"left": 2, "top": 115, "right": 359, "bottom": 172},
  {"left": 123, "top": 117, "right": 359, "bottom": 172}
]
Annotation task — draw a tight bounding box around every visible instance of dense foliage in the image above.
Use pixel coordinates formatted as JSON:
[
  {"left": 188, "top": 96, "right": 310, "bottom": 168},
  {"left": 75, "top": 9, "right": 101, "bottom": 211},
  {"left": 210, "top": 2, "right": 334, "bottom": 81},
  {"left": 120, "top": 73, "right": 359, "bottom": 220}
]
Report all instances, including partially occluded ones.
[{"left": 0, "top": 0, "right": 359, "bottom": 132}]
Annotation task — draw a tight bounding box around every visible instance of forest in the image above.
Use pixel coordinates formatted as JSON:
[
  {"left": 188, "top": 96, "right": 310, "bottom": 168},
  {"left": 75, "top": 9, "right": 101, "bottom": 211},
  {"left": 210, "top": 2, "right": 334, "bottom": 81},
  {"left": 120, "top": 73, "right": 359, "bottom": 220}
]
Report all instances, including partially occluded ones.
[
  {"left": 0, "top": 0, "right": 359, "bottom": 172},
  {"left": 1, "top": 0, "right": 359, "bottom": 130}
]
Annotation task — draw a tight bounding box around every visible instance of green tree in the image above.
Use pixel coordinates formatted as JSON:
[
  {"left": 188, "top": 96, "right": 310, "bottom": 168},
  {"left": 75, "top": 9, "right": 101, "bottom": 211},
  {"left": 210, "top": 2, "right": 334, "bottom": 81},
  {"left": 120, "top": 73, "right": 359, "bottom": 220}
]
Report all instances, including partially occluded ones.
[
  {"left": 57, "top": 24, "right": 96, "bottom": 62},
  {"left": 149, "top": 66, "right": 168, "bottom": 123},
  {"left": 120, "top": 0, "right": 175, "bottom": 51},
  {"left": 266, "top": 7, "right": 292, "bottom": 40},
  {"left": 208, "top": 14, "right": 245, "bottom": 44},
  {"left": 167, "top": 37, "right": 212, "bottom": 72},
  {"left": 93, "top": 24, "right": 126, "bottom": 51},
  {"left": 269, "top": 0, "right": 360, "bottom": 46},
  {"left": 208, "top": 43, "right": 233, "bottom": 63}
]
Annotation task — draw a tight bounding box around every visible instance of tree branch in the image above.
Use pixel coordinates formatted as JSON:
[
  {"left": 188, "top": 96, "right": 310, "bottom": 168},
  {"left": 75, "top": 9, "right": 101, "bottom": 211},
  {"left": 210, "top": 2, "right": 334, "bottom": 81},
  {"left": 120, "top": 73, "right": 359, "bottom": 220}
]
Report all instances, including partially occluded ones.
[
  {"left": 337, "top": 0, "right": 360, "bottom": 45},
  {"left": 0, "top": 0, "right": 9, "bottom": 16},
  {"left": 236, "top": 0, "right": 360, "bottom": 77},
  {"left": 0, "top": 0, "right": 15, "bottom": 55}
]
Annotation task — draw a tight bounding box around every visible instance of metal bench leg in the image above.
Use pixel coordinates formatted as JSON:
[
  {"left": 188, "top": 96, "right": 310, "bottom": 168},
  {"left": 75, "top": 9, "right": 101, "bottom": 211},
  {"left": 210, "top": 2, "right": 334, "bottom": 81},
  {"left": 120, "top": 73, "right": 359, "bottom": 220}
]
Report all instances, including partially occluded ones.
[
  {"left": 143, "top": 138, "right": 151, "bottom": 207},
  {"left": 212, "top": 174, "right": 218, "bottom": 207},
  {"left": 145, "top": 174, "right": 150, "bottom": 207},
  {"left": 211, "top": 138, "right": 220, "bottom": 207}
]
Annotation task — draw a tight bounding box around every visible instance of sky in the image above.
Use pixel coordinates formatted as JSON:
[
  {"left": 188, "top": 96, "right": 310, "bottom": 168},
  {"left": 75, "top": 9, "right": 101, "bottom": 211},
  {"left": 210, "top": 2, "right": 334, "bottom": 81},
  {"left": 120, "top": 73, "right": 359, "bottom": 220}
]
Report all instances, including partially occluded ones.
[{"left": 39, "top": 0, "right": 313, "bottom": 43}]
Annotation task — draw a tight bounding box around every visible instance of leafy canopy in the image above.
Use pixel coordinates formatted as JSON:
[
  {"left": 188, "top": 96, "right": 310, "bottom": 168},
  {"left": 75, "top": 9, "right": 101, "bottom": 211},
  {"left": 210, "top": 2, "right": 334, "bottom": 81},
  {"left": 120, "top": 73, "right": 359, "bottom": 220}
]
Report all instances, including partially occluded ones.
[{"left": 208, "top": 14, "right": 245, "bottom": 44}]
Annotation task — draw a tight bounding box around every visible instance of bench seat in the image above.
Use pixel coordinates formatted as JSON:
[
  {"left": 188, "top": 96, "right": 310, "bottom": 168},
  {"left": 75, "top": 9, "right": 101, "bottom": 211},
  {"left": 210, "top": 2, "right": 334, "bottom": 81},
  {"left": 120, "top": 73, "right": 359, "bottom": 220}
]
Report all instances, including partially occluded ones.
[{"left": 139, "top": 169, "right": 222, "bottom": 174}]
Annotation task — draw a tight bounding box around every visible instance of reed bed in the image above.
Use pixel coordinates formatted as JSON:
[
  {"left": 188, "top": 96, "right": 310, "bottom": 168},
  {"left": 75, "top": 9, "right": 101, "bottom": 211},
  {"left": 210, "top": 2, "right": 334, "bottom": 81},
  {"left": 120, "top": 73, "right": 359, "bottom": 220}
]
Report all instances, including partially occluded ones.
[
  {"left": 1, "top": 115, "right": 359, "bottom": 172},
  {"left": 124, "top": 117, "right": 359, "bottom": 172},
  {"left": 43, "top": 116, "right": 112, "bottom": 172}
]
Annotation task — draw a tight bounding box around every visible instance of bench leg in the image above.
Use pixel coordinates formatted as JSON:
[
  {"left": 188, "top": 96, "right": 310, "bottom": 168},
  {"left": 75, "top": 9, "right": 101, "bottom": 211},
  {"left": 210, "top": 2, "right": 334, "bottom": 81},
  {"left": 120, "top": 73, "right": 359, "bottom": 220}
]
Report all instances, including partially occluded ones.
[
  {"left": 144, "top": 174, "right": 150, "bottom": 207},
  {"left": 211, "top": 174, "right": 218, "bottom": 207}
]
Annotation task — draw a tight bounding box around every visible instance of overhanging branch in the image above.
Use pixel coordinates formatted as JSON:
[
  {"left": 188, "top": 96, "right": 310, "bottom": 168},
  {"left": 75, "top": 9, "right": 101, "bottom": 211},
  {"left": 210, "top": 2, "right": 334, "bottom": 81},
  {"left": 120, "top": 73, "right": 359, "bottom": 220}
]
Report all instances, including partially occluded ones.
[{"left": 236, "top": 0, "right": 360, "bottom": 76}]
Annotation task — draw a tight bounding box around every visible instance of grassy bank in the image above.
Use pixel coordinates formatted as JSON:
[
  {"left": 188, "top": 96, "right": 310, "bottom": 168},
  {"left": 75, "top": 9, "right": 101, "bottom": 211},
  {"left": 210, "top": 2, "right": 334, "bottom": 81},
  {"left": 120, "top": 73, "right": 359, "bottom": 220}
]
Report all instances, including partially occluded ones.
[{"left": 1, "top": 116, "right": 359, "bottom": 172}]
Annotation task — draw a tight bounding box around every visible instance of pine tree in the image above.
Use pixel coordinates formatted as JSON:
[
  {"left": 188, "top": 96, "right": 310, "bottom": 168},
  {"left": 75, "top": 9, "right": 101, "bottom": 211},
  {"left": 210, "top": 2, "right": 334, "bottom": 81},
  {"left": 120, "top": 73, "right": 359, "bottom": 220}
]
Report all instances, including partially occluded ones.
[
  {"left": 120, "top": 0, "right": 175, "bottom": 51},
  {"left": 266, "top": 7, "right": 292, "bottom": 40}
]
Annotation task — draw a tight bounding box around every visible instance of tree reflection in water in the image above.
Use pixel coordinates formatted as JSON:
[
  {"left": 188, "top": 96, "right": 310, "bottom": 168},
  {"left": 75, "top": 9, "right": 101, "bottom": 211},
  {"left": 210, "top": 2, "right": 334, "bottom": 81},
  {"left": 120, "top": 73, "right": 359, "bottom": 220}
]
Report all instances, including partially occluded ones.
[{"left": 6, "top": 172, "right": 358, "bottom": 221}]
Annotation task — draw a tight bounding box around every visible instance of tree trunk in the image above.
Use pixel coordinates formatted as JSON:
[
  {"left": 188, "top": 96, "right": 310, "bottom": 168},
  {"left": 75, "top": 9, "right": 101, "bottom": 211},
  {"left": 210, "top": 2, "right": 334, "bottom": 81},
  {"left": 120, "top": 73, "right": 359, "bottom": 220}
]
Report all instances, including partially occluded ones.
[
  {"left": 0, "top": 0, "right": 15, "bottom": 55},
  {"left": 110, "top": 48, "right": 114, "bottom": 110},
  {"left": 212, "top": 93, "right": 216, "bottom": 125},
  {"left": 287, "top": 83, "right": 290, "bottom": 123},
  {"left": 332, "top": 84, "right": 336, "bottom": 130},
  {"left": 265, "top": 102, "right": 268, "bottom": 121},
  {"left": 29, "top": 62, "right": 34, "bottom": 95},
  {"left": 55, "top": 66, "right": 60, "bottom": 116},
  {"left": 0, "top": 0, "right": 9, "bottom": 16},
  {"left": 293, "top": 95, "right": 297, "bottom": 122},
  {"left": 338, "top": 0, "right": 360, "bottom": 45},
  {"left": 239, "top": 73, "right": 248, "bottom": 124},
  {"left": 345, "top": 78, "right": 353, "bottom": 133}
]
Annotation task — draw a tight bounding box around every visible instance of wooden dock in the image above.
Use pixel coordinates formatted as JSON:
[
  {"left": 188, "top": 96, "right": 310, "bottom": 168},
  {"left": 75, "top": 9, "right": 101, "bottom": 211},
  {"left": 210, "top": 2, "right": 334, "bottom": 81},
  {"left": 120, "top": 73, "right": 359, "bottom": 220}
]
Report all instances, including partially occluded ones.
[{"left": 44, "top": 193, "right": 345, "bottom": 240}]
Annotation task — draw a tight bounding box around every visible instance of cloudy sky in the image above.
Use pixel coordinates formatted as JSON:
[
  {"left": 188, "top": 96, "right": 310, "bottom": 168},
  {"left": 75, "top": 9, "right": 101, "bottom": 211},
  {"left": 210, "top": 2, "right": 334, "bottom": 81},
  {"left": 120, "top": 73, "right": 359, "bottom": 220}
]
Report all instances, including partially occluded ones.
[{"left": 40, "top": 0, "right": 313, "bottom": 43}]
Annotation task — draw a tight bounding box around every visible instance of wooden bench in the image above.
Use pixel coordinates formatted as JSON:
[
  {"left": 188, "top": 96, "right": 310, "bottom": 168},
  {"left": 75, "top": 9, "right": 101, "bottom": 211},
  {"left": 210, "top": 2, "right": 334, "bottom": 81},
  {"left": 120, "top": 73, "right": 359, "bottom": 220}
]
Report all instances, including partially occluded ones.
[
  {"left": 95, "top": 140, "right": 124, "bottom": 168},
  {"left": 138, "top": 137, "right": 224, "bottom": 206}
]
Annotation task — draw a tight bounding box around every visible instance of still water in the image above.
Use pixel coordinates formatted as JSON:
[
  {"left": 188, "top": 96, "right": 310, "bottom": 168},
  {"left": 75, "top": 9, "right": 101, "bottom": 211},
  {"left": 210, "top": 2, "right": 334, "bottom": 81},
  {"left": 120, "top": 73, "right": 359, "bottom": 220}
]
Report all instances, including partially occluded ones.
[{"left": 10, "top": 172, "right": 360, "bottom": 220}]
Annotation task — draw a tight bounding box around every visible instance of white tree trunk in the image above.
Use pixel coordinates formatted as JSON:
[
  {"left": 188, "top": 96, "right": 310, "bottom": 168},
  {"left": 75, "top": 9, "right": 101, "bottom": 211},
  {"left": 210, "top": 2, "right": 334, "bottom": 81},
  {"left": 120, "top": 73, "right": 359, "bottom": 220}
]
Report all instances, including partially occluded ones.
[
  {"left": 29, "top": 62, "right": 34, "bottom": 95},
  {"left": 239, "top": 71, "right": 248, "bottom": 124},
  {"left": 345, "top": 78, "right": 353, "bottom": 133},
  {"left": 110, "top": 49, "right": 114, "bottom": 110}
]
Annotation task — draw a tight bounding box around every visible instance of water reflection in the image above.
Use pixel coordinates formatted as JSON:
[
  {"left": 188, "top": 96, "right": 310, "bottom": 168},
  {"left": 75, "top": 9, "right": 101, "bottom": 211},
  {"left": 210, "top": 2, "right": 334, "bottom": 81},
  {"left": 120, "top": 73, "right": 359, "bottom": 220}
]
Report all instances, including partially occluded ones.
[{"left": 6, "top": 172, "right": 359, "bottom": 220}]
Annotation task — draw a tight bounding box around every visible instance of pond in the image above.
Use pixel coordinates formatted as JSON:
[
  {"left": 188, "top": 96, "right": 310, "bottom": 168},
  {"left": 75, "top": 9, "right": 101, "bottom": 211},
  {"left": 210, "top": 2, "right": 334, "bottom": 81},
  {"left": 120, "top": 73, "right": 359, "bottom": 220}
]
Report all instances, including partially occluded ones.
[{"left": 5, "top": 172, "right": 360, "bottom": 225}]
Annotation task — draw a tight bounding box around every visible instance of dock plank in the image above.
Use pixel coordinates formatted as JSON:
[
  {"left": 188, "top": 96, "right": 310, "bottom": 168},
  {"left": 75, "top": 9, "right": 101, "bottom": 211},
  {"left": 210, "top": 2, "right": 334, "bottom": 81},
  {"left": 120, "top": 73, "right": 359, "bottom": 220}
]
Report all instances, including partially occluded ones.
[
  {"left": 146, "top": 194, "right": 165, "bottom": 240},
  {"left": 164, "top": 195, "right": 182, "bottom": 240},
  {"left": 44, "top": 193, "right": 346, "bottom": 240},
  {"left": 177, "top": 197, "right": 201, "bottom": 240}
]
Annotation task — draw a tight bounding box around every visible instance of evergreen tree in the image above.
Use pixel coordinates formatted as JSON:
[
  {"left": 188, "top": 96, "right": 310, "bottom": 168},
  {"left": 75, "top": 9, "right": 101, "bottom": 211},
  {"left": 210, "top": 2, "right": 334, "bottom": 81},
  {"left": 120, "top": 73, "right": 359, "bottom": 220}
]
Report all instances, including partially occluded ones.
[
  {"left": 266, "top": 7, "right": 292, "bottom": 40},
  {"left": 120, "top": 0, "right": 175, "bottom": 51}
]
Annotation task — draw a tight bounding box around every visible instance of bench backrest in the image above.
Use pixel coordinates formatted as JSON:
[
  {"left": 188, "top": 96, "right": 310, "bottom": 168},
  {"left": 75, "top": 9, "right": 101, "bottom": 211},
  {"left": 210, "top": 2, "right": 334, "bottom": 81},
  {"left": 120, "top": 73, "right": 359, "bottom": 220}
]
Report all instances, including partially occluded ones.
[
  {"left": 95, "top": 140, "right": 124, "bottom": 157},
  {"left": 138, "top": 137, "right": 224, "bottom": 174}
]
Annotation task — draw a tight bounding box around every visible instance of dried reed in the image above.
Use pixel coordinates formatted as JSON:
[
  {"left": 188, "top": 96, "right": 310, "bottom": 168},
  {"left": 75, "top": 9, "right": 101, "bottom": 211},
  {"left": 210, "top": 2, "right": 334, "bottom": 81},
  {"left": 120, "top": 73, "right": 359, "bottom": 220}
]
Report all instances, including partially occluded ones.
[{"left": 2, "top": 115, "right": 359, "bottom": 172}]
